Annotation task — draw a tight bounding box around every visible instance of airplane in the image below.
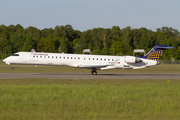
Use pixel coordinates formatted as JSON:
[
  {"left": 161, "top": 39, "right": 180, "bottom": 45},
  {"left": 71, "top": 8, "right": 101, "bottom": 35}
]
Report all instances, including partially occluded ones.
[{"left": 3, "top": 44, "right": 174, "bottom": 75}]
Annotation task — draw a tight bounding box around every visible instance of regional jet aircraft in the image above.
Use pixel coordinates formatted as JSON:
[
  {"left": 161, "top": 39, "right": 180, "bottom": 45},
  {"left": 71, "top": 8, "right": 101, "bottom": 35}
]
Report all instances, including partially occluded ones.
[{"left": 3, "top": 44, "right": 174, "bottom": 74}]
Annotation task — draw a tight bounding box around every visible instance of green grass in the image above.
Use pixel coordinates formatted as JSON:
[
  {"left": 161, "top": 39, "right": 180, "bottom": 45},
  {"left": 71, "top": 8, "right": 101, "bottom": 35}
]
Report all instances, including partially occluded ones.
[
  {"left": 0, "top": 79, "right": 180, "bottom": 120},
  {"left": 0, "top": 60, "right": 4, "bottom": 65}
]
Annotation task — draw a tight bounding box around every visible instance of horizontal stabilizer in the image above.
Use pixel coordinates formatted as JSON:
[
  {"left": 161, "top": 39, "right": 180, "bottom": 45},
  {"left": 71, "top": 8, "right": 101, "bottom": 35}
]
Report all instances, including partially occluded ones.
[{"left": 156, "top": 46, "right": 175, "bottom": 49}]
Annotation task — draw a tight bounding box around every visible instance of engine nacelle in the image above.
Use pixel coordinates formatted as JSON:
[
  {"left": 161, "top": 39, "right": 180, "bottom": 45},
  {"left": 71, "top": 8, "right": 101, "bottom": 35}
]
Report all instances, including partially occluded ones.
[{"left": 124, "top": 56, "right": 141, "bottom": 64}]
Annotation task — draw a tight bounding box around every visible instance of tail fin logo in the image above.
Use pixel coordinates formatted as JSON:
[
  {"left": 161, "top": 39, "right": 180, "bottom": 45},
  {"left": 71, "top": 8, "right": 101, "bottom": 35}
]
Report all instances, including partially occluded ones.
[
  {"left": 147, "top": 50, "right": 163, "bottom": 61},
  {"left": 138, "top": 44, "right": 174, "bottom": 61}
]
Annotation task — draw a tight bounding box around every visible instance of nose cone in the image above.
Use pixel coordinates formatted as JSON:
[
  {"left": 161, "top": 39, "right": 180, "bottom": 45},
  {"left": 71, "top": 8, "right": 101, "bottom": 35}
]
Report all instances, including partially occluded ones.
[
  {"left": 3, "top": 57, "right": 11, "bottom": 65},
  {"left": 3, "top": 58, "right": 7, "bottom": 62}
]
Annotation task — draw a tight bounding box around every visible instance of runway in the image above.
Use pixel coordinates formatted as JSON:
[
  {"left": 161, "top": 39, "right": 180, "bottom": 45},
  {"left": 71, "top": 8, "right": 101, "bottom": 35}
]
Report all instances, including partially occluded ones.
[{"left": 0, "top": 73, "right": 180, "bottom": 79}]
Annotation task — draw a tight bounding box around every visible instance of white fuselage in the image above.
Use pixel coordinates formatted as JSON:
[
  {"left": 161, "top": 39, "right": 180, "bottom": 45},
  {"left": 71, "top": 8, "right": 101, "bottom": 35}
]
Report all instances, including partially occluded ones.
[{"left": 3, "top": 52, "right": 157, "bottom": 70}]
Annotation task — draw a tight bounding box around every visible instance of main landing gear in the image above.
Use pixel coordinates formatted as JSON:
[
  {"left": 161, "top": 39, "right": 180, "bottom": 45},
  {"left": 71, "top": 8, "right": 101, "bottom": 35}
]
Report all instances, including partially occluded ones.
[{"left": 91, "top": 68, "right": 97, "bottom": 75}]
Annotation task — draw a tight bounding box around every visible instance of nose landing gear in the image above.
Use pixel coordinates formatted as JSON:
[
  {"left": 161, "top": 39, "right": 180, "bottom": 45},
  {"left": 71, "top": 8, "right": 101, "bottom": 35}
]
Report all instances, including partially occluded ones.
[{"left": 11, "top": 64, "right": 14, "bottom": 70}]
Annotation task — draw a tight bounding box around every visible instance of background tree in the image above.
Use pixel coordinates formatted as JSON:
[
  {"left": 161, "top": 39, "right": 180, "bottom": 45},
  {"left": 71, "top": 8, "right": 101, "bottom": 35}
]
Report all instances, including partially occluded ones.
[
  {"left": 23, "top": 36, "right": 35, "bottom": 51},
  {"left": 36, "top": 37, "right": 45, "bottom": 52},
  {"left": 59, "top": 37, "right": 69, "bottom": 53},
  {"left": 1, "top": 24, "right": 180, "bottom": 60},
  {"left": 44, "top": 35, "right": 56, "bottom": 52},
  {"left": 10, "top": 32, "right": 24, "bottom": 52},
  {"left": 121, "top": 26, "right": 133, "bottom": 55},
  {"left": 0, "top": 25, "right": 11, "bottom": 59}
]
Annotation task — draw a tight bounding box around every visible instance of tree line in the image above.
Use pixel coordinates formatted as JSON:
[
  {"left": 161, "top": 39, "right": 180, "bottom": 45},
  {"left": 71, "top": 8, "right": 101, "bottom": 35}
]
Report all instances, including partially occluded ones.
[{"left": 0, "top": 24, "right": 180, "bottom": 60}]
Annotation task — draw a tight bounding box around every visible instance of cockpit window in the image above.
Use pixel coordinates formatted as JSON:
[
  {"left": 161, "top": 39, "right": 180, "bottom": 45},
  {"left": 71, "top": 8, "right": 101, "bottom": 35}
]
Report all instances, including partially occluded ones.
[{"left": 11, "top": 54, "right": 19, "bottom": 56}]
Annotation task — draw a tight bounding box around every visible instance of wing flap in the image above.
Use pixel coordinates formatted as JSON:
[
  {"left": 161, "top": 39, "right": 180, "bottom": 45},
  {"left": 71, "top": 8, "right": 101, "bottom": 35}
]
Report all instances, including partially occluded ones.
[
  {"left": 70, "top": 64, "right": 108, "bottom": 69},
  {"left": 78, "top": 64, "right": 108, "bottom": 68}
]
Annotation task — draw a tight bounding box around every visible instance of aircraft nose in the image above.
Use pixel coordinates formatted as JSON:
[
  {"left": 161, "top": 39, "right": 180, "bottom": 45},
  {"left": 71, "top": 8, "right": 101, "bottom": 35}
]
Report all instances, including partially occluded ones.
[
  {"left": 3, "top": 57, "right": 11, "bottom": 65},
  {"left": 3, "top": 58, "right": 7, "bottom": 62}
]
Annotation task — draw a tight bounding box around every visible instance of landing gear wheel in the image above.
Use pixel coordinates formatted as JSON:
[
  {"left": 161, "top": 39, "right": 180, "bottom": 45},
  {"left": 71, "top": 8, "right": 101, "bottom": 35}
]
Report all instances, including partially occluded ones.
[
  {"left": 11, "top": 67, "right": 14, "bottom": 70},
  {"left": 91, "top": 70, "right": 97, "bottom": 75}
]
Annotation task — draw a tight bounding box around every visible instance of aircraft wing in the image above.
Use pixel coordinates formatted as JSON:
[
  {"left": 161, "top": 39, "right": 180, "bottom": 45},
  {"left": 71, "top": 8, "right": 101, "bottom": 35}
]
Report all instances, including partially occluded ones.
[{"left": 70, "top": 64, "right": 108, "bottom": 69}]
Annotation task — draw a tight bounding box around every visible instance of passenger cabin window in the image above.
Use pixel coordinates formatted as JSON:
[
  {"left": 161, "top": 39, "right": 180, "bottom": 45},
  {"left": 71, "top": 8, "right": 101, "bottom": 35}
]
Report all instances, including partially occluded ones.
[
  {"left": 67, "top": 57, "right": 69, "bottom": 59},
  {"left": 78, "top": 57, "right": 80, "bottom": 60},
  {"left": 40, "top": 56, "right": 42, "bottom": 58},
  {"left": 52, "top": 56, "right": 54, "bottom": 58},
  {"left": 112, "top": 59, "right": 114, "bottom": 61},
  {"left": 71, "top": 57, "right": 73, "bottom": 59},
  {"left": 89, "top": 58, "right": 90, "bottom": 60},
  {"left": 97, "top": 58, "right": 98, "bottom": 60},
  {"left": 60, "top": 57, "right": 61, "bottom": 59},
  {"left": 36, "top": 56, "right": 38, "bottom": 58},
  {"left": 33, "top": 56, "right": 35, "bottom": 58},
  {"left": 63, "top": 57, "right": 65, "bottom": 59},
  {"left": 56, "top": 56, "right": 57, "bottom": 59}
]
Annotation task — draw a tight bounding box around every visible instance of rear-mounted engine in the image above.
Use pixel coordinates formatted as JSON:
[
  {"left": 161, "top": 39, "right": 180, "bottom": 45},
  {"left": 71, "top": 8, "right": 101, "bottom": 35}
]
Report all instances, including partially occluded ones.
[{"left": 124, "top": 56, "right": 142, "bottom": 64}]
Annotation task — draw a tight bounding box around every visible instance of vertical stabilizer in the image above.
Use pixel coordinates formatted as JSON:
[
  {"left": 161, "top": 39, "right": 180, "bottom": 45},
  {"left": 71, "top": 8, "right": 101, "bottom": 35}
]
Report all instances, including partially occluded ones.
[{"left": 139, "top": 44, "right": 174, "bottom": 61}]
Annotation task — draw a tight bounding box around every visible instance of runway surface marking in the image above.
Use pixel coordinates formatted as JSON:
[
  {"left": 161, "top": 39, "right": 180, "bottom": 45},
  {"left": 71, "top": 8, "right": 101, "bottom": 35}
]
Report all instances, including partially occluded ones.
[{"left": 0, "top": 73, "right": 180, "bottom": 79}]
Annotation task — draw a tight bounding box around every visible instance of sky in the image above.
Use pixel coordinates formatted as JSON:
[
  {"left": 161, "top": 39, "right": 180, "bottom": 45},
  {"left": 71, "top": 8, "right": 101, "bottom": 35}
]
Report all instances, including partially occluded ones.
[{"left": 0, "top": 0, "right": 180, "bottom": 32}]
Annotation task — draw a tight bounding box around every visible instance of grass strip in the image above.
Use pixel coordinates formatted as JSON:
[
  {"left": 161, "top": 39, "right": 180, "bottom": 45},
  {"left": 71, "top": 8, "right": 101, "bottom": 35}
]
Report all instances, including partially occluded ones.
[{"left": 0, "top": 79, "right": 180, "bottom": 120}]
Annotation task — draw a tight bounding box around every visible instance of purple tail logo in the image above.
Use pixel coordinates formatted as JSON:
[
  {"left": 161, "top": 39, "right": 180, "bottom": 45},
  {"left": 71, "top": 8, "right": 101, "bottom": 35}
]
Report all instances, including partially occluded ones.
[{"left": 139, "top": 44, "right": 174, "bottom": 61}]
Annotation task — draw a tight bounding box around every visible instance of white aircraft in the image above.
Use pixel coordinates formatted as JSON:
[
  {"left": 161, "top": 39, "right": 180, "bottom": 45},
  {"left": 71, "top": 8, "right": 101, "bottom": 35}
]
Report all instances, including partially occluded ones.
[{"left": 3, "top": 44, "right": 174, "bottom": 75}]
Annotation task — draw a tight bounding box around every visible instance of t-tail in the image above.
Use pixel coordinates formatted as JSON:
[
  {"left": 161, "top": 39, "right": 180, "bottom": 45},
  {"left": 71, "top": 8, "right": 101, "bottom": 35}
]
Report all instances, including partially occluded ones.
[{"left": 139, "top": 44, "right": 174, "bottom": 61}]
